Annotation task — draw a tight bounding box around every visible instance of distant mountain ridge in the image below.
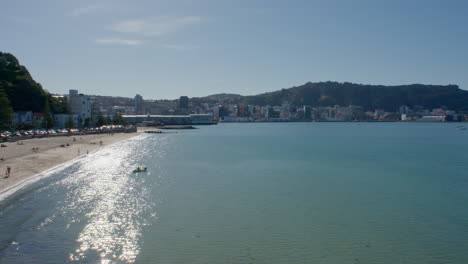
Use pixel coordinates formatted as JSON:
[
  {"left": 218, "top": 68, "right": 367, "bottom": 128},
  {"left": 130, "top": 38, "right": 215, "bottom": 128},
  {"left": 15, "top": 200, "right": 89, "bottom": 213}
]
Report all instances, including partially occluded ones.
[
  {"left": 198, "top": 82, "right": 468, "bottom": 111},
  {"left": 2, "top": 51, "right": 467, "bottom": 113}
]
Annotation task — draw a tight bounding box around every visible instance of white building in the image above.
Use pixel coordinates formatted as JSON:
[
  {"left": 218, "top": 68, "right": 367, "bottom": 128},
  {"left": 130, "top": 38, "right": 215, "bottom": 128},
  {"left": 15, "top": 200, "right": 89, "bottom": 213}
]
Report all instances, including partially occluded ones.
[{"left": 68, "top": 90, "right": 91, "bottom": 126}]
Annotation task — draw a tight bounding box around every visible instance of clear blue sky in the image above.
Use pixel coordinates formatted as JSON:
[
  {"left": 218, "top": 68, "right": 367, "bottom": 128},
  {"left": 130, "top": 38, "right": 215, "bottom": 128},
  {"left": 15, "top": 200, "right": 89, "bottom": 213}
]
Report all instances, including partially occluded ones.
[{"left": 2, "top": 0, "right": 467, "bottom": 99}]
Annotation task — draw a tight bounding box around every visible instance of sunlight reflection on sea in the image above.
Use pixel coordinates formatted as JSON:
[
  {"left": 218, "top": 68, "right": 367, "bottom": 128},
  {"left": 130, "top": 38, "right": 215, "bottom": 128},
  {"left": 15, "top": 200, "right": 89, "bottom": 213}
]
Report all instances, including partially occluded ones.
[{"left": 55, "top": 135, "right": 155, "bottom": 263}]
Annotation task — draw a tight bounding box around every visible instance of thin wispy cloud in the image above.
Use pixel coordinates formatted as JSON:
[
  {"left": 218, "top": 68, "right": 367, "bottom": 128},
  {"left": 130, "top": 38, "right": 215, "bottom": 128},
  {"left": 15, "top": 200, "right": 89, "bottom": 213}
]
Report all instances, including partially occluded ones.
[
  {"left": 161, "top": 44, "right": 199, "bottom": 51},
  {"left": 95, "top": 38, "right": 143, "bottom": 46},
  {"left": 109, "top": 16, "right": 202, "bottom": 37},
  {"left": 69, "top": 4, "right": 106, "bottom": 17}
]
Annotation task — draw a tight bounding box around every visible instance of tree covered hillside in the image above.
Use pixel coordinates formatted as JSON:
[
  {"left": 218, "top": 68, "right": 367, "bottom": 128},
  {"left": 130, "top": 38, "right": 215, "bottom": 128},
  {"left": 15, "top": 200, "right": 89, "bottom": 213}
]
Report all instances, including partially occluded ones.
[
  {"left": 0, "top": 52, "right": 65, "bottom": 114},
  {"left": 240, "top": 82, "right": 468, "bottom": 111}
]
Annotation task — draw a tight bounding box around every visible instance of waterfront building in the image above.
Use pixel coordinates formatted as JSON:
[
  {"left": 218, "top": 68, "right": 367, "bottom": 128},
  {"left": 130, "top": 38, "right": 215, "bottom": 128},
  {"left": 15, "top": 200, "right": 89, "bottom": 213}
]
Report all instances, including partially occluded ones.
[
  {"left": 374, "top": 109, "right": 385, "bottom": 119},
  {"left": 416, "top": 116, "right": 446, "bottom": 122},
  {"left": 221, "top": 117, "right": 251, "bottom": 122},
  {"left": 303, "top": 106, "right": 312, "bottom": 120},
  {"left": 296, "top": 108, "right": 305, "bottom": 119},
  {"left": 211, "top": 105, "right": 220, "bottom": 120},
  {"left": 237, "top": 104, "right": 249, "bottom": 117},
  {"left": 317, "top": 107, "right": 330, "bottom": 120},
  {"left": 399, "top": 105, "right": 410, "bottom": 115},
  {"left": 122, "top": 114, "right": 215, "bottom": 125},
  {"left": 134, "top": 94, "right": 144, "bottom": 114},
  {"left": 431, "top": 108, "right": 445, "bottom": 116},
  {"left": 179, "top": 96, "right": 189, "bottom": 109},
  {"left": 335, "top": 107, "right": 354, "bottom": 121},
  {"left": 280, "top": 101, "right": 290, "bottom": 118},
  {"left": 228, "top": 105, "right": 238, "bottom": 117},
  {"left": 265, "top": 106, "right": 274, "bottom": 119},
  {"left": 190, "top": 114, "right": 215, "bottom": 124},
  {"left": 248, "top": 105, "right": 254, "bottom": 115}
]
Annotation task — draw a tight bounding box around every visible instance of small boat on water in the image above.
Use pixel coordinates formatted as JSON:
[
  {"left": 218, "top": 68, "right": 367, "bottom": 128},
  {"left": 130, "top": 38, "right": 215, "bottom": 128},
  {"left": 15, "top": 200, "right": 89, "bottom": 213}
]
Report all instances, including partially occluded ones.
[
  {"left": 456, "top": 126, "right": 466, "bottom": 130},
  {"left": 133, "top": 167, "right": 147, "bottom": 173}
]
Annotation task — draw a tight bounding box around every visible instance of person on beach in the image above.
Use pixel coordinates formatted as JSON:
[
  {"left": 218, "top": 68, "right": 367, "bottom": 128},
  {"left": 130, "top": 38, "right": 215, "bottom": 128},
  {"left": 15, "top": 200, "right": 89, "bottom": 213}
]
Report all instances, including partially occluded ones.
[{"left": 5, "top": 166, "right": 11, "bottom": 178}]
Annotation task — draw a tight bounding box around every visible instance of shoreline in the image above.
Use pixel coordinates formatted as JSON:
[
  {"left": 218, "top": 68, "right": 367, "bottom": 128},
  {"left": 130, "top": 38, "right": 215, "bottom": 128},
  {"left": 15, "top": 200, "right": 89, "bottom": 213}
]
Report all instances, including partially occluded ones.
[{"left": 0, "top": 131, "right": 143, "bottom": 200}]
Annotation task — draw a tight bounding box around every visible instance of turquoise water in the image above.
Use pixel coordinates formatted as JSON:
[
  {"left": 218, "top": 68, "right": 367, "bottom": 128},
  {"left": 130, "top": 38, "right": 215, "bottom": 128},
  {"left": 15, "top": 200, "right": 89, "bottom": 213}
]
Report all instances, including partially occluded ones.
[{"left": 1, "top": 123, "right": 468, "bottom": 263}]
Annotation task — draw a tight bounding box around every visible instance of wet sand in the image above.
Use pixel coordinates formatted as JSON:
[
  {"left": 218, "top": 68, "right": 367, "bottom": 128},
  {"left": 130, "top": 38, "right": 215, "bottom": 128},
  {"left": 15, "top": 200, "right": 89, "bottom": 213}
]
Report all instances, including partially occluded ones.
[{"left": 0, "top": 131, "right": 140, "bottom": 196}]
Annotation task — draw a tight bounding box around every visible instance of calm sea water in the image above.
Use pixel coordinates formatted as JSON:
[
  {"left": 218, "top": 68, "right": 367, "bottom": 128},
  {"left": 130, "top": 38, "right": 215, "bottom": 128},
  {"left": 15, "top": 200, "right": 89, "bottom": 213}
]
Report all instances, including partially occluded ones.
[{"left": 1, "top": 123, "right": 467, "bottom": 263}]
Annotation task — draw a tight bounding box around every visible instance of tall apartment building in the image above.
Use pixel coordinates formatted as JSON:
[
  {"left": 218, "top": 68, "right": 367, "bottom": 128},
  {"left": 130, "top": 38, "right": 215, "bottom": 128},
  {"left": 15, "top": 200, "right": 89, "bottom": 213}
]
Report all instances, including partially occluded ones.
[
  {"left": 134, "top": 94, "right": 144, "bottom": 114},
  {"left": 179, "top": 96, "right": 189, "bottom": 109},
  {"left": 68, "top": 89, "right": 91, "bottom": 127}
]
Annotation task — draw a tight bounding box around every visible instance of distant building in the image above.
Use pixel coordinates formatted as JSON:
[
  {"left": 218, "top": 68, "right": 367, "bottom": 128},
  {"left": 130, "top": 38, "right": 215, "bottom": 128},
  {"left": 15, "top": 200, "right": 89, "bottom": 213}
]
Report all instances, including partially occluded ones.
[
  {"left": 211, "top": 105, "right": 220, "bottom": 120},
  {"left": 280, "top": 101, "right": 290, "bottom": 118},
  {"left": 68, "top": 90, "right": 91, "bottom": 127},
  {"left": 248, "top": 105, "right": 255, "bottom": 116},
  {"left": 179, "top": 96, "right": 189, "bottom": 109},
  {"left": 221, "top": 117, "right": 252, "bottom": 122},
  {"left": 303, "top": 106, "right": 312, "bottom": 120},
  {"left": 374, "top": 109, "right": 385, "bottom": 119},
  {"left": 237, "top": 104, "right": 249, "bottom": 117},
  {"left": 431, "top": 108, "right": 445, "bottom": 116},
  {"left": 416, "top": 116, "right": 446, "bottom": 122},
  {"left": 335, "top": 106, "right": 352, "bottom": 121},
  {"left": 122, "top": 114, "right": 215, "bottom": 125},
  {"left": 401, "top": 114, "right": 408, "bottom": 121},
  {"left": 54, "top": 114, "right": 79, "bottom": 128},
  {"left": 32, "top": 113, "right": 44, "bottom": 128},
  {"left": 399, "top": 105, "right": 410, "bottom": 115},
  {"left": 13, "top": 111, "right": 32, "bottom": 125},
  {"left": 134, "top": 94, "right": 144, "bottom": 114},
  {"left": 190, "top": 114, "right": 215, "bottom": 124},
  {"left": 265, "top": 106, "right": 274, "bottom": 119},
  {"left": 296, "top": 108, "right": 305, "bottom": 119}
]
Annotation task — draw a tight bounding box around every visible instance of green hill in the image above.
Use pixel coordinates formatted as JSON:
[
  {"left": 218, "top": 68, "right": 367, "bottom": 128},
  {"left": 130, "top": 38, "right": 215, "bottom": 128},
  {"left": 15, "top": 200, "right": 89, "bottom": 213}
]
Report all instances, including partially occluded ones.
[
  {"left": 0, "top": 52, "right": 65, "bottom": 114},
  {"left": 201, "top": 82, "right": 468, "bottom": 112}
]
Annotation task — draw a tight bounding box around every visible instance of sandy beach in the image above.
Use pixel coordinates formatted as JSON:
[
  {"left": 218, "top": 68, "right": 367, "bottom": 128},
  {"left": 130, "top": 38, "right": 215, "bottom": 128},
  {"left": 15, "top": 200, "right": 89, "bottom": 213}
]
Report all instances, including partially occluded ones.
[{"left": 0, "top": 131, "right": 141, "bottom": 196}]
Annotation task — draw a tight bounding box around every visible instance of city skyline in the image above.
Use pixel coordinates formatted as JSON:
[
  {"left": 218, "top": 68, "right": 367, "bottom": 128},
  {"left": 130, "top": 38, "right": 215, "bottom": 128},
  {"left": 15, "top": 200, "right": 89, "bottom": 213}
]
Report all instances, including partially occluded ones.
[{"left": 2, "top": 0, "right": 468, "bottom": 99}]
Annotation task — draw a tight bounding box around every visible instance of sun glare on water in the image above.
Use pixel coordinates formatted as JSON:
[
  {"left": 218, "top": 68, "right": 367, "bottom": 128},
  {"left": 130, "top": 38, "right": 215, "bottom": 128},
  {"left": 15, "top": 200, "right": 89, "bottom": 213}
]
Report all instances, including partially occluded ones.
[{"left": 47, "top": 136, "right": 155, "bottom": 263}]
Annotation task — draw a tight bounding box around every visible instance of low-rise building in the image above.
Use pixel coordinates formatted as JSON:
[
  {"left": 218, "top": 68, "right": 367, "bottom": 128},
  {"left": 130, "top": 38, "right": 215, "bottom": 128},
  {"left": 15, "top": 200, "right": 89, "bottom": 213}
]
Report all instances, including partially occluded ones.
[
  {"left": 32, "top": 113, "right": 45, "bottom": 128},
  {"left": 54, "top": 114, "right": 79, "bottom": 128},
  {"left": 416, "top": 116, "right": 446, "bottom": 122},
  {"left": 13, "top": 111, "right": 32, "bottom": 125},
  {"left": 122, "top": 114, "right": 215, "bottom": 125}
]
